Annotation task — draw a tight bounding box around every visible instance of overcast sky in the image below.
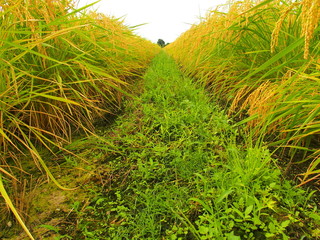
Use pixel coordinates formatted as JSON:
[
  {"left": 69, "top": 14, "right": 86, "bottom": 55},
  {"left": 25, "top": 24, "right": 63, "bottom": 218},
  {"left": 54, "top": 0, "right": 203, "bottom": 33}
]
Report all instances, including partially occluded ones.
[{"left": 76, "top": 0, "right": 227, "bottom": 43}]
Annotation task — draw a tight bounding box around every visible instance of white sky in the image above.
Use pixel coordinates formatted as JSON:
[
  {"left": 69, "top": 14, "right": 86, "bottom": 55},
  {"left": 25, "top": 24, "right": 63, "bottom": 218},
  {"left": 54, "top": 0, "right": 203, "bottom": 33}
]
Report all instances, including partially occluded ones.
[{"left": 76, "top": 0, "right": 227, "bottom": 43}]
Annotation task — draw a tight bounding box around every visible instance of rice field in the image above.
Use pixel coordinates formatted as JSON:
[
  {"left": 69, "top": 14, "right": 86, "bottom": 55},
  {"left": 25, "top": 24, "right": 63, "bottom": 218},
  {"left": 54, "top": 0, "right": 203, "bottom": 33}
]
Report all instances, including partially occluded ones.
[
  {"left": 0, "top": 0, "right": 159, "bottom": 238},
  {"left": 167, "top": 0, "right": 320, "bottom": 186},
  {"left": 1, "top": 0, "right": 320, "bottom": 239}
]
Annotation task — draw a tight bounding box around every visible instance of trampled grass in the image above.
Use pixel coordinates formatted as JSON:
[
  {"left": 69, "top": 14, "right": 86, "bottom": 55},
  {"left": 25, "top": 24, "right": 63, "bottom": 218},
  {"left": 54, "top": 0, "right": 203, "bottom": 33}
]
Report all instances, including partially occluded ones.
[
  {"left": 166, "top": 0, "right": 320, "bottom": 185},
  {"left": 0, "top": 0, "right": 159, "bottom": 237}
]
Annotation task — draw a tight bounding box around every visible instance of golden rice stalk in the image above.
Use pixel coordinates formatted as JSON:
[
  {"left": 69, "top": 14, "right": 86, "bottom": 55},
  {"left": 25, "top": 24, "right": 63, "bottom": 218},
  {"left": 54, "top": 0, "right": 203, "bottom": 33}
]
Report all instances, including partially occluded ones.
[
  {"left": 271, "top": 0, "right": 320, "bottom": 58},
  {"left": 301, "top": 0, "right": 320, "bottom": 59},
  {"left": 271, "top": 3, "right": 299, "bottom": 53},
  {"left": 228, "top": 85, "right": 251, "bottom": 115},
  {"left": 236, "top": 81, "right": 278, "bottom": 131},
  {"left": 1, "top": 0, "right": 72, "bottom": 30}
]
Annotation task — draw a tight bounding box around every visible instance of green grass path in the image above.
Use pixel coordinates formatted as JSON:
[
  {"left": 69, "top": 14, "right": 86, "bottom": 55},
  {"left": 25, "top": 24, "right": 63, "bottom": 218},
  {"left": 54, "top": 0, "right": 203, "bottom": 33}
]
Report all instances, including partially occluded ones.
[{"left": 74, "top": 51, "right": 318, "bottom": 239}]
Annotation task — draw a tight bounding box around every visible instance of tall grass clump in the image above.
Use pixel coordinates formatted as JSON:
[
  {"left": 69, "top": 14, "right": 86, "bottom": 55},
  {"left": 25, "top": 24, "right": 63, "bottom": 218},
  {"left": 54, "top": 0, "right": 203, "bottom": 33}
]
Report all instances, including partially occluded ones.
[
  {"left": 0, "top": 0, "right": 159, "bottom": 237},
  {"left": 167, "top": 0, "right": 320, "bottom": 185}
]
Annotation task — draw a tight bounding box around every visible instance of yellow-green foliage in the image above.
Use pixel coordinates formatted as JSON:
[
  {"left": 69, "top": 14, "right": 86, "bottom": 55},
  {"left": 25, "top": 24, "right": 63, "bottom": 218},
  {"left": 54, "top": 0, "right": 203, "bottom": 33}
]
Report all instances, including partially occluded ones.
[
  {"left": 167, "top": 0, "right": 320, "bottom": 184},
  {"left": 0, "top": 0, "right": 158, "bottom": 167},
  {"left": 0, "top": 0, "right": 159, "bottom": 233}
]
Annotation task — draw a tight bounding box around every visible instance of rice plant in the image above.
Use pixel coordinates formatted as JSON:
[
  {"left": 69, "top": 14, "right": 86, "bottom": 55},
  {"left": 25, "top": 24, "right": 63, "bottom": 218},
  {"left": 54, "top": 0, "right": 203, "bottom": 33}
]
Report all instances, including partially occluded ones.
[
  {"left": 0, "top": 0, "right": 159, "bottom": 237},
  {"left": 167, "top": 0, "right": 320, "bottom": 185}
]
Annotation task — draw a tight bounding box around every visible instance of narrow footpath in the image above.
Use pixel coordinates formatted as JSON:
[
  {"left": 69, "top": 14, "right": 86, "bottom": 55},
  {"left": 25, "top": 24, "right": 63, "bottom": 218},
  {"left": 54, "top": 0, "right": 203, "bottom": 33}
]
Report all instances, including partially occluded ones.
[
  {"left": 72, "top": 51, "right": 317, "bottom": 239},
  {"left": 17, "top": 51, "right": 318, "bottom": 240}
]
